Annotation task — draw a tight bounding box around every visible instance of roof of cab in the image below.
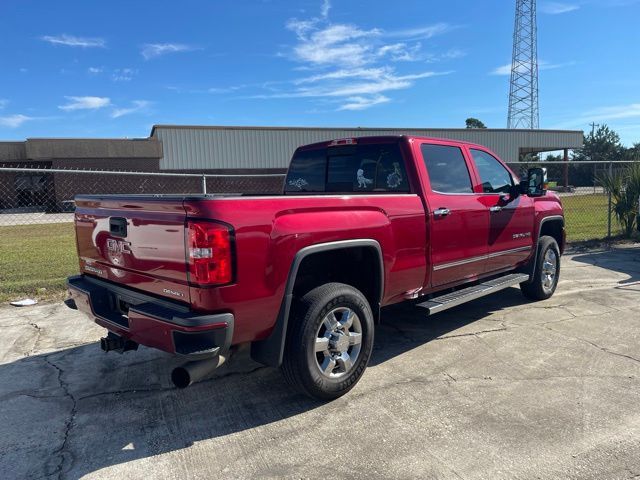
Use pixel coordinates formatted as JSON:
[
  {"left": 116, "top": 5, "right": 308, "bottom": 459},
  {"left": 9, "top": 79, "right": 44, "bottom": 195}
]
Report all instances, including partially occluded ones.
[{"left": 296, "top": 135, "right": 488, "bottom": 151}]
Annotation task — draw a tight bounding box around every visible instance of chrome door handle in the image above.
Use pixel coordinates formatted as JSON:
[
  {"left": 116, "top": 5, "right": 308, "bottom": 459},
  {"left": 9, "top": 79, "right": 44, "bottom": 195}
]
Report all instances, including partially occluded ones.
[
  {"left": 433, "top": 208, "right": 451, "bottom": 217},
  {"left": 489, "top": 206, "right": 503, "bottom": 213}
]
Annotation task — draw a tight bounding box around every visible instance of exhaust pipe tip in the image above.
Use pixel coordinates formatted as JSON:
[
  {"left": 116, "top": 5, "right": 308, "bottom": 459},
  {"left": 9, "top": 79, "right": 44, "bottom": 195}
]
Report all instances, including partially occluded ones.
[
  {"left": 171, "top": 355, "right": 226, "bottom": 389},
  {"left": 171, "top": 366, "right": 192, "bottom": 389}
]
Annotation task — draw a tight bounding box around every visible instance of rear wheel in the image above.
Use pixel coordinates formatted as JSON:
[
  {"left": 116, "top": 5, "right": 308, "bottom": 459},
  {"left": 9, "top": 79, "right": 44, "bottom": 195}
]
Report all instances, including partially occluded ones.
[
  {"left": 521, "top": 235, "right": 560, "bottom": 300},
  {"left": 281, "top": 283, "right": 374, "bottom": 400}
]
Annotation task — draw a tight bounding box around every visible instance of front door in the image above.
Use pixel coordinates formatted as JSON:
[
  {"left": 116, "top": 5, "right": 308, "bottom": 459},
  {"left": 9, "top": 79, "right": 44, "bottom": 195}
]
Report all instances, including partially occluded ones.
[
  {"left": 468, "top": 148, "right": 535, "bottom": 273},
  {"left": 419, "top": 143, "right": 489, "bottom": 288}
]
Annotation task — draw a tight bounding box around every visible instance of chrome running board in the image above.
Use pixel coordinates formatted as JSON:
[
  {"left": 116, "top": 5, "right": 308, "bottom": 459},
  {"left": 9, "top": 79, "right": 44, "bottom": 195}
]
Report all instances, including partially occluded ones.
[{"left": 417, "top": 273, "right": 530, "bottom": 315}]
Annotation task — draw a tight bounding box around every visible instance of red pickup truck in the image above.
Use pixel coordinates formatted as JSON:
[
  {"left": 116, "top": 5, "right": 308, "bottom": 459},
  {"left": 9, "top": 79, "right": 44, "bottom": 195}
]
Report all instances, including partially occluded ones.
[{"left": 66, "top": 136, "right": 564, "bottom": 400}]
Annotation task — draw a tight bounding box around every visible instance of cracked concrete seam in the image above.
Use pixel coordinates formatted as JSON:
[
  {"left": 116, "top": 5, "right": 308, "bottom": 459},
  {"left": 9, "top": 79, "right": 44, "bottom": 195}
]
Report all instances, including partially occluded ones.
[
  {"left": 543, "top": 324, "right": 640, "bottom": 365},
  {"left": 43, "top": 355, "right": 77, "bottom": 480}
]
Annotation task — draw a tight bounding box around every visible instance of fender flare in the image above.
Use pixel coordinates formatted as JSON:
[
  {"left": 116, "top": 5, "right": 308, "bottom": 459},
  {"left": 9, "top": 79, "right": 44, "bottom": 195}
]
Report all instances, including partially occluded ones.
[
  {"left": 525, "top": 215, "right": 565, "bottom": 279},
  {"left": 250, "top": 239, "right": 384, "bottom": 367}
]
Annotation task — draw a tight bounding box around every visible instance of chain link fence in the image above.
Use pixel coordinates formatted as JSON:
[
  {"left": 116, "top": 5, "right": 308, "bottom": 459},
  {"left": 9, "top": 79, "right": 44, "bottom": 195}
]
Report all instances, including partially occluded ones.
[
  {"left": 506, "top": 160, "right": 640, "bottom": 241},
  {"left": 1, "top": 163, "right": 639, "bottom": 241},
  {"left": 0, "top": 167, "right": 285, "bottom": 227}
]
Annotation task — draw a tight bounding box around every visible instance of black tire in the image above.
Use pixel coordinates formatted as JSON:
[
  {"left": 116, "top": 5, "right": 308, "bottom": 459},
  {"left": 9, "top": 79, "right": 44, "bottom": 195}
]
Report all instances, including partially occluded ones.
[
  {"left": 521, "top": 235, "right": 561, "bottom": 300},
  {"left": 281, "top": 283, "right": 374, "bottom": 401}
]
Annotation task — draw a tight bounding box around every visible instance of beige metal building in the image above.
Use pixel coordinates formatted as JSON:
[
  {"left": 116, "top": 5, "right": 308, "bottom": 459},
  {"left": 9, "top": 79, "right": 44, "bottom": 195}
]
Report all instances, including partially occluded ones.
[
  {"left": 0, "top": 126, "right": 583, "bottom": 211},
  {"left": 151, "top": 125, "right": 584, "bottom": 171}
]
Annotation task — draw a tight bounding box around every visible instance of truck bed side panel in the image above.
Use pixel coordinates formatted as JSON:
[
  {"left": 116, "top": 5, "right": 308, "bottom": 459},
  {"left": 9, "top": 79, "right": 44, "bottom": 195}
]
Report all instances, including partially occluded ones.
[{"left": 185, "top": 194, "right": 427, "bottom": 344}]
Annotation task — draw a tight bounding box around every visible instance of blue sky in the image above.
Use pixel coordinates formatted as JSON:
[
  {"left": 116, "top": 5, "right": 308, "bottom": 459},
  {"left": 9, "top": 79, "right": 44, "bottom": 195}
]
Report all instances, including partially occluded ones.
[{"left": 1, "top": 0, "right": 639, "bottom": 145}]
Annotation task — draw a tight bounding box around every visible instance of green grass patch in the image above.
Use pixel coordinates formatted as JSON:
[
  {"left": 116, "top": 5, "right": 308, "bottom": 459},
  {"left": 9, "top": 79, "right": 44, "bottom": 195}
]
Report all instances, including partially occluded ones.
[
  {"left": 0, "top": 223, "right": 78, "bottom": 303},
  {"left": 561, "top": 194, "right": 621, "bottom": 241}
]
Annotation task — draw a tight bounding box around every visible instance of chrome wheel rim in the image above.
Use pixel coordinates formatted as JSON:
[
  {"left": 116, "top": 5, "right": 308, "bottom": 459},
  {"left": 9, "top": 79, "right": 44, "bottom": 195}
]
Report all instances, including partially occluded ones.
[
  {"left": 314, "top": 307, "right": 363, "bottom": 379},
  {"left": 541, "top": 249, "right": 558, "bottom": 293}
]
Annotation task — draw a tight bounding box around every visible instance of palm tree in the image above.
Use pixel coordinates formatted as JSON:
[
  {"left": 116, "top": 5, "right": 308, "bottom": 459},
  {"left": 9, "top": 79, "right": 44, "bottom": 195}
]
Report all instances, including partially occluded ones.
[{"left": 597, "top": 162, "right": 640, "bottom": 237}]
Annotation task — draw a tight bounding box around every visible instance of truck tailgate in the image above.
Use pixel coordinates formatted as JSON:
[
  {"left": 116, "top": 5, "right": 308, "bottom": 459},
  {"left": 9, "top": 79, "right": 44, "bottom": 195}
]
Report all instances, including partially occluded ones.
[{"left": 74, "top": 196, "right": 191, "bottom": 302}]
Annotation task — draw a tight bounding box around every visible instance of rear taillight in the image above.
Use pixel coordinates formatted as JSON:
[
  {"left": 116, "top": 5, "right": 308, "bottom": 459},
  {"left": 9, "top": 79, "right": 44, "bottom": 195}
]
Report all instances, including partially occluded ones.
[{"left": 186, "top": 221, "right": 233, "bottom": 285}]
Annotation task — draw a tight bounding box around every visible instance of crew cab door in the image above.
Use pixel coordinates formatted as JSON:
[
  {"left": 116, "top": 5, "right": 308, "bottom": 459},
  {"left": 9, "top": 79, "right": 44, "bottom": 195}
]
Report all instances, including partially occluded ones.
[
  {"left": 418, "top": 142, "right": 489, "bottom": 288},
  {"left": 468, "top": 148, "right": 535, "bottom": 273}
]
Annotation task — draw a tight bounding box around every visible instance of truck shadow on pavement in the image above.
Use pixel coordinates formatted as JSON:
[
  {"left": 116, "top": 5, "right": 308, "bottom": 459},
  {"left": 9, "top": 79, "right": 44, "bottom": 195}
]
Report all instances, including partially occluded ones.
[
  {"left": 570, "top": 247, "right": 640, "bottom": 286},
  {"left": 4, "top": 287, "right": 533, "bottom": 479}
]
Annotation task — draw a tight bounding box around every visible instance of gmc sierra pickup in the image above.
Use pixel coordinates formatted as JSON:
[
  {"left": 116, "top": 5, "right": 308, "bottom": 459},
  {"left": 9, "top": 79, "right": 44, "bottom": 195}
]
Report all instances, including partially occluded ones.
[{"left": 66, "top": 135, "right": 565, "bottom": 400}]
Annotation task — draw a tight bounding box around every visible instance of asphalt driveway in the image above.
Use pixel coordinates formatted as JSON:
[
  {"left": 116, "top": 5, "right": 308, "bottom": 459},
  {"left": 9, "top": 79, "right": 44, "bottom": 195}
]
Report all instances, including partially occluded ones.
[{"left": 1, "top": 246, "right": 639, "bottom": 479}]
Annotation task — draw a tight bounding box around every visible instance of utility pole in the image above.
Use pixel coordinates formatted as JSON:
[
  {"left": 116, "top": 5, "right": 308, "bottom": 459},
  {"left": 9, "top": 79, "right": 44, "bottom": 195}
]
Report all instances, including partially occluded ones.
[
  {"left": 589, "top": 122, "right": 600, "bottom": 137},
  {"left": 507, "top": 0, "right": 539, "bottom": 129}
]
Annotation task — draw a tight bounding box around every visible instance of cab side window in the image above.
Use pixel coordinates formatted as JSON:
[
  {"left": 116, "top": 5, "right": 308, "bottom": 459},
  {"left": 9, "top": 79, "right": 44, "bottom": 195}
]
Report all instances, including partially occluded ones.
[
  {"left": 471, "top": 149, "right": 513, "bottom": 194},
  {"left": 421, "top": 144, "right": 473, "bottom": 194}
]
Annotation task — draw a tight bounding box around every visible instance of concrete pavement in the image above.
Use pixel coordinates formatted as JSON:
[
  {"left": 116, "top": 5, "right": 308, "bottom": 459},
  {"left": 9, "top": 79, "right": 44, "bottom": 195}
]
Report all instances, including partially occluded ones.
[{"left": 1, "top": 246, "right": 639, "bottom": 479}]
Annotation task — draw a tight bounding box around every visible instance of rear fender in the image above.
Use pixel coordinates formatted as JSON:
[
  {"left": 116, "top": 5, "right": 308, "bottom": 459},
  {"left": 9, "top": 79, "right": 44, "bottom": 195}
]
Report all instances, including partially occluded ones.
[{"left": 251, "top": 239, "right": 384, "bottom": 367}]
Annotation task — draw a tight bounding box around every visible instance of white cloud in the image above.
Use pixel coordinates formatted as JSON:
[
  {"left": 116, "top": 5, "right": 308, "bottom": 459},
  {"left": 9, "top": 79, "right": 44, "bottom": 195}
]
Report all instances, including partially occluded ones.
[
  {"left": 387, "top": 23, "right": 456, "bottom": 40},
  {"left": 287, "top": 22, "right": 382, "bottom": 68},
  {"left": 59, "top": 96, "right": 111, "bottom": 111},
  {"left": 491, "top": 60, "right": 575, "bottom": 75},
  {"left": 87, "top": 67, "right": 103, "bottom": 74},
  {"left": 584, "top": 103, "right": 640, "bottom": 122},
  {"left": 141, "top": 43, "right": 197, "bottom": 60},
  {"left": 320, "top": 0, "right": 331, "bottom": 19},
  {"left": 112, "top": 68, "right": 137, "bottom": 81},
  {"left": 41, "top": 34, "right": 106, "bottom": 48},
  {"left": 0, "top": 114, "right": 33, "bottom": 128},
  {"left": 338, "top": 95, "right": 390, "bottom": 111},
  {"left": 0, "top": 99, "right": 8, "bottom": 109},
  {"left": 492, "top": 63, "right": 513, "bottom": 76},
  {"left": 540, "top": 2, "right": 579, "bottom": 14},
  {"left": 377, "top": 43, "right": 422, "bottom": 62},
  {"left": 111, "top": 100, "right": 151, "bottom": 118},
  {"left": 273, "top": 3, "right": 457, "bottom": 111}
]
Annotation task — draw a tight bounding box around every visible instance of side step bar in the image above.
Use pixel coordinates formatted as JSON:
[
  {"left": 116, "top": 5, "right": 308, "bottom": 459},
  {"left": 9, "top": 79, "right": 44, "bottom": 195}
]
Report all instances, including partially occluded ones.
[{"left": 417, "top": 273, "right": 530, "bottom": 315}]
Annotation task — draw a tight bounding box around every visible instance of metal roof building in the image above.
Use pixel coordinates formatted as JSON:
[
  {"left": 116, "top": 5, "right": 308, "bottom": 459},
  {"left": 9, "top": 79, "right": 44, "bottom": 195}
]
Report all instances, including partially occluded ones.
[{"left": 151, "top": 125, "right": 584, "bottom": 171}]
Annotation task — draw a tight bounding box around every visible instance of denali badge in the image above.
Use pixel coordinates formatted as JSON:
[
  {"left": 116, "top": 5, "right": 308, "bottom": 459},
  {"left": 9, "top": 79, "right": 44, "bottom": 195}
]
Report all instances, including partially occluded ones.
[
  {"left": 84, "top": 265, "right": 104, "bottom": 275},
  {"left": 512, "top": 232, "right": 532, "bottom": 239},
  {"left": 163, "top": 288, "right": 185, "bottom": 298}
]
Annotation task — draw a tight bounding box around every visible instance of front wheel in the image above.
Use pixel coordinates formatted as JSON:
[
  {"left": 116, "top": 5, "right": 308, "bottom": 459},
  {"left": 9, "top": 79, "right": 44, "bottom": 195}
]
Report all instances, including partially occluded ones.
[
  {"left": 281, "top": 283, "right": 374, "bottom": 401},
  {"left": 521, "top": 235, "right": 560, "bottom": 300}
]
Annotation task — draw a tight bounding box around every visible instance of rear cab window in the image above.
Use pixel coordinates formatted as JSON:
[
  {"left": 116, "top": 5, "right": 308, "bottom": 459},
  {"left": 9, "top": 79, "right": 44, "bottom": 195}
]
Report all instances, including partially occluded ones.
[{"left": 285, "top": 141, "right": 410, "bottom": 194}]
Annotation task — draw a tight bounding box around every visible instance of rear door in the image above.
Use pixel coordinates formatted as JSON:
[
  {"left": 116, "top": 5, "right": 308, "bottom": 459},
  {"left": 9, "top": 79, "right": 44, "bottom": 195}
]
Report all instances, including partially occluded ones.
[
  {"left": 467, "top": 148, "right": 535, "bottom": 273},
  {"left": 418, "top": 142, "right": 489, "bottom": 288}
]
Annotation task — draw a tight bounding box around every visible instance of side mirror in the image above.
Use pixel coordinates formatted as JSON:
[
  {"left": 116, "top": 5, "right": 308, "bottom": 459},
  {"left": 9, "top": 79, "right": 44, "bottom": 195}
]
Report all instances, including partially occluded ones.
[{"left": 521, "top": 167, "right": 547, "bottom": 197}]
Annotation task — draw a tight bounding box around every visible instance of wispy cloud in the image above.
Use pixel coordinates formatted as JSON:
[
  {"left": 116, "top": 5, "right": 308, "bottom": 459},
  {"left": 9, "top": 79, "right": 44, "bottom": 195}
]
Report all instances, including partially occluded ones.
[
  {"left": 0, "top": 114, "right": 34, "bottom": 128},
  {"left": 268, "top": 1, "right": 457, "bottom": 110},
  {"left": 0, "top": 99, "right": 8, "bottom": 109},
  {"left": 59, "top": 96, "right": 111, "bottom": 111},
  {"left": 386, "top": 23, "right": 457, "bottom": 40},
  {"left": 320, "top": 0, "right": 331, "bottom": 19},
  {"left": 540, "top": 2, "right": 580, "bottom": 14},
  {"left": 87, "top": 67, "right": 103, "bottom": 74},
  {"left": 583, "top": 103, "right": 640, "bottom": 122},
  {"left": 338, "top": 95, "right": 390, "bottom": 111},
  {"left": 41, "top": 34, "right": 106, "bottom": 48},
  {"left": 141, "top": 43, "right": 197, "bottom": 59},
  {"left": 491, "top": 60, "right": 575, "bottom": 75},
  {"left": 111, "top": 100, "right": 152, "bottom": 118},
  {"left": 112, "top": 68, "right": 137, "bottom": 81}
]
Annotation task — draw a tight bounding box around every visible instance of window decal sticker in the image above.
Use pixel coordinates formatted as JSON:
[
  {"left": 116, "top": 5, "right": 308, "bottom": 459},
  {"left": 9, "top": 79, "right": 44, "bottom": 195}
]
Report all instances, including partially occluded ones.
[
  {"left": 386, "top": 162, "right": 403, "bottom": 189},
  {"left": 356, "top": 169, "right": 373, "bottom": 188},
  {"left": 288, "top": 178, "right": 309, "bottom": 190}
]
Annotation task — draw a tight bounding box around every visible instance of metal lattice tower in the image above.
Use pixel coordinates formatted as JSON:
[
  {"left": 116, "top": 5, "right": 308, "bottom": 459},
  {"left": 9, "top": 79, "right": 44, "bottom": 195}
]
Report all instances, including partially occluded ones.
[{"left": 507, "top": 0, "right": 539, "bottom": 129}]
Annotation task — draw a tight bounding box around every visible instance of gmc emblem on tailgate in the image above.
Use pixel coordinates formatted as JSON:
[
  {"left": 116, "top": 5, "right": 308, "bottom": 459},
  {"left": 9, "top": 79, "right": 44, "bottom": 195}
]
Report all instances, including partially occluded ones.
[{"left": 106, "top": 238, "right": 132, "bottom": 254}]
